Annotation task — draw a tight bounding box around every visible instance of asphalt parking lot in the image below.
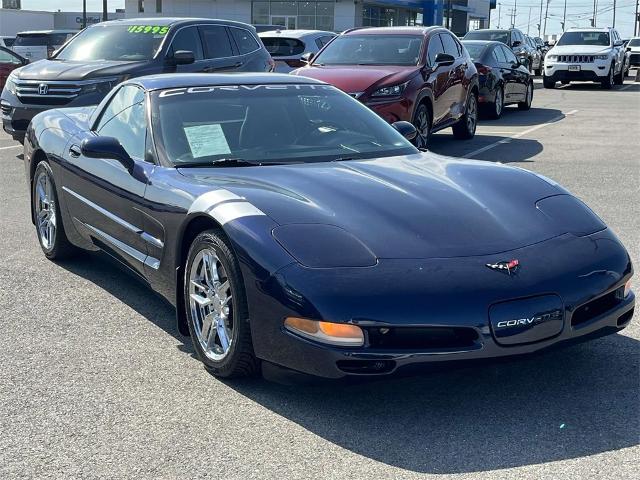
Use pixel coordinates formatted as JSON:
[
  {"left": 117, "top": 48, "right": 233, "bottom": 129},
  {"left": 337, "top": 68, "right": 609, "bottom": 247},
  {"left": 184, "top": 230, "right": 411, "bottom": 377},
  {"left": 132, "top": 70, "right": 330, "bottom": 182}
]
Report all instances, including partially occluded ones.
[{"left": 0, "top": 77, "right": 638, "bottom": 479}]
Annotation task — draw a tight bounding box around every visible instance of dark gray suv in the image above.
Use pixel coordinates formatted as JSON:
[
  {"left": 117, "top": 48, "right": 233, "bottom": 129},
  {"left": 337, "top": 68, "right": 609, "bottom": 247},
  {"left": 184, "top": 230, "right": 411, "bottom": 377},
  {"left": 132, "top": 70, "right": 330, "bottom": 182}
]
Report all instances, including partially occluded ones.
[
  {"left": 1, "top": 18, "right": 274, "bottom": 142},
  {"left": 463, "top": 28, "right": 532, "bottom": 68}
]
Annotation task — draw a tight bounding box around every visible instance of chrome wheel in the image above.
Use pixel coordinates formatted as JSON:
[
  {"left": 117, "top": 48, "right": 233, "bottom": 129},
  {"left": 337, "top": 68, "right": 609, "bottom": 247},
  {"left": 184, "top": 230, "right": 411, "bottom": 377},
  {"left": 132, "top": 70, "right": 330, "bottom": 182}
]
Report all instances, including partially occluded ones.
[
  {"left": 188, "top": 248, "right": 233, "bottom": 361},
  {"left": 34, "top": 170, "right": 56, "bottom": 250},
  {"left": 413, "top": 106, "right": 431, "bottom": 149},
  {"left": 466, "top": 95, "right": 477, "bottom": 134},
  {"left": 494, "top": 88, "right": 503, "bottom": 116}
]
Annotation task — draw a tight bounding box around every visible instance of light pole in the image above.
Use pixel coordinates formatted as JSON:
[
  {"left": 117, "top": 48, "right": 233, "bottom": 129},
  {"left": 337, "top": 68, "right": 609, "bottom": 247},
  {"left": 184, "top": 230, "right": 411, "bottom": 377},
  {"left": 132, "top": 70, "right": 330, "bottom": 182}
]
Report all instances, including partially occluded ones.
[
  {"left": 527, "top": 7, "right": 532, "bottom": 35},
  {"left": 543, "top": 0, "right": 550, "bottom": 37},
  {"left": 613, "top": 0, "right": 616, "bottom": 27},
  {"left": 635, "top": 0, "right": 639, "bottom": 36},
  {"left": 82, "top": 0, "right": 87, "bottom": 29},
  {"left": 538, "top": 0, "right": 544, "bottom": 36},
  {"left": 562, "top": 0, "right": 567, "bottom": 31},
  {"left": 102, "top": 0, "right": 108, "bottom": 22}
]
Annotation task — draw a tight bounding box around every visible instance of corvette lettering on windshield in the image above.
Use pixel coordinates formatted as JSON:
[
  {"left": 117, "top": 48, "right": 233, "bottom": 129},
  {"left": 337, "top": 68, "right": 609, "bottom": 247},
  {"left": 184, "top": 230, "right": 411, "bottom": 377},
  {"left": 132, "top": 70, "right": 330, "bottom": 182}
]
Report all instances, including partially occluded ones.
[{"left": 158, "top": 84, "right": 334, "bottom": 98}]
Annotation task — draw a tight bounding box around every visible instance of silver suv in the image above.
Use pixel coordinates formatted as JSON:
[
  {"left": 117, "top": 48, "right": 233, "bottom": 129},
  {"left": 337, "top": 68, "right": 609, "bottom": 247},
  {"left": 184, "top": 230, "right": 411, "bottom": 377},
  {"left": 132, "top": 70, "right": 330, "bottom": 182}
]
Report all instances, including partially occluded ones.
[{"left": 543, "top": 27, "right": 627, "bottom": 89}]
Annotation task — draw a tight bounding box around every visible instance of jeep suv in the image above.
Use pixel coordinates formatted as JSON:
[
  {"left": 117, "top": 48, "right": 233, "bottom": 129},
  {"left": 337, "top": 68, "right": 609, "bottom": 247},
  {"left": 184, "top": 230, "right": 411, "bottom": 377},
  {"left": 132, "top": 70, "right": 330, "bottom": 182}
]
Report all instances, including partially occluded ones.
[
  {"left": 290, "top": 27, "right": 479, "bottom": 148},
  {"left": 1, "top": 18, "right": 274, "bottom": 142},
  {"left": 543, "top": 27, "right": 627, "bottom": 89}
]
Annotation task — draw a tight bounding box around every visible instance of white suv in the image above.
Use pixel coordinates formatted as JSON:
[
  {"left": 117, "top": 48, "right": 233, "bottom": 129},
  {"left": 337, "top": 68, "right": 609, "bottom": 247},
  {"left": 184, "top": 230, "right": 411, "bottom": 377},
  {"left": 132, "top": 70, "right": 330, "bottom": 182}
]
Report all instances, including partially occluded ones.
[{"left": 543, "top": 27, "right": 627, "bottom": 89}]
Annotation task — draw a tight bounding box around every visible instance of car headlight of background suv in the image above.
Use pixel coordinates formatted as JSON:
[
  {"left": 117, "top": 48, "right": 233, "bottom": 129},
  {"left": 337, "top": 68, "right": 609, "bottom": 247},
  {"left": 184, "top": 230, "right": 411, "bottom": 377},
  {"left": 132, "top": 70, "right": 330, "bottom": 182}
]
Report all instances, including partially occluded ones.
[
  {"left": 546, "top": 54, "right": 558, "bottom": 61},
  {"left": 4, "top": 73, "right": 18, "bottom": 95},
  {"left": 80, "top": 76, "right": 126, "bottom": 95},
  {"left": 371, "top": 82, "right": 408, "bottom": 97}
]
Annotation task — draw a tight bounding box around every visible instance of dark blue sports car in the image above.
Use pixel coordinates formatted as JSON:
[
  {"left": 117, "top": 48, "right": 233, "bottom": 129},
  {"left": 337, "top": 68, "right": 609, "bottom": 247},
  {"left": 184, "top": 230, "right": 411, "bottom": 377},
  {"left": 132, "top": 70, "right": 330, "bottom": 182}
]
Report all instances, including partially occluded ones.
[{"left": 24, "top": 73, "right": 634, "bottom": 379}]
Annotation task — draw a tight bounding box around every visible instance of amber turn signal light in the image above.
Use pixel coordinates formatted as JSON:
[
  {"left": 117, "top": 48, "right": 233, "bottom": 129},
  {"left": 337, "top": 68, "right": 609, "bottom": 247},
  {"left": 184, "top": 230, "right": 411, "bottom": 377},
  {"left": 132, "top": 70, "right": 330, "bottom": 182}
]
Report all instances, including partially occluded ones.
[{"left": 284, "top": 317, "right": 364, "bottom": 346}]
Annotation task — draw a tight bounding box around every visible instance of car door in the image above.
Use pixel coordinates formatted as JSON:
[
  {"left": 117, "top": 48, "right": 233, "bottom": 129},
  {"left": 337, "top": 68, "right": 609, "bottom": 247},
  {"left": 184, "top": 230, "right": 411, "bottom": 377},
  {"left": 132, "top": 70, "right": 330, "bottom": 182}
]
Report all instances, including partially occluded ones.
[
  {"left": 198, "top": 25, "right": 243, "bottom": 72},
  {"left": 0, "top": 47, "right": 24, "bottom": 89},
  {"left": 439, "top": 32, "right": 467, "bottom": 120},
  {"left": 501, "top": 45, "right": 526, "bottom": 100},
  {"left": 166, "top": 25, "right": 206, "bottom": 73},
  {"left": 425, "top": 34, "right": 449, "bottom": 125},
  {"left": 62, "top": 85, "right": 154, "bottom": 277}
]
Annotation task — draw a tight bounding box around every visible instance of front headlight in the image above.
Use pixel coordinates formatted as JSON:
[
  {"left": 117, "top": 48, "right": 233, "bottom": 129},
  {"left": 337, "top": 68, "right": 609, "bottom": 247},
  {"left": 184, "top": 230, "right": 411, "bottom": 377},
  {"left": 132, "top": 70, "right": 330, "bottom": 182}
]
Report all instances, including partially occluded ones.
[
  {"left": 547, "top": 54, "right": 558, "bottom": 61},
  {"left": 371, "top": 82, "right": 408, "bottom": 97},
  {"left": 4, "top": 73, "right": 17, "bottom": 95},
  {"left": 594, "top": 55, "right": 608, "bottom": 60},
  {"left": 81, "top": 77, "right": 125, "bottom": 95}
]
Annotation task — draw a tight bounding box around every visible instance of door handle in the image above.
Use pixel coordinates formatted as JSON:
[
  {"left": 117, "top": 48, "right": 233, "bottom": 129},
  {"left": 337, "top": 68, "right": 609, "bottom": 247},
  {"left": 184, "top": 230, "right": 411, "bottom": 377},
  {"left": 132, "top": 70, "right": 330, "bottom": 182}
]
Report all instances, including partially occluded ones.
[{"left": 69, "top": 145, "right": 81, "bottom": 157}]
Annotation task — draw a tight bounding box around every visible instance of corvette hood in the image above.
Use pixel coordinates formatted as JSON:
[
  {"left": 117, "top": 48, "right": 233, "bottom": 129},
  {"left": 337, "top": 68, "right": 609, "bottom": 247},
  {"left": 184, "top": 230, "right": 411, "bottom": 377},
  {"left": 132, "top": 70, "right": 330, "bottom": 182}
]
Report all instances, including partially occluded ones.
[
  {"left": 291, "top": 65, "right": 419, "bottom": 94},
  {"left": 179, "top": 153, "right": 572, "bottom": 259},
  {"left": 13, "top": 59, "right": 150, "bottom": 81}
]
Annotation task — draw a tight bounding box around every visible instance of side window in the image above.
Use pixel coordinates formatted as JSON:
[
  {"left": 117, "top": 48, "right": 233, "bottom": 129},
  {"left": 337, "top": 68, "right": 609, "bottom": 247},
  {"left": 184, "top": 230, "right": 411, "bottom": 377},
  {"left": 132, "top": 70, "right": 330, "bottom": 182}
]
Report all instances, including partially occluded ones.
[
  {"left": 199, "top": 25, "right": 234, "bottom": 59},
  {"left": 316, "top": 35, "right": 335, "bottom": 49},
  {"left": 168, "top": 26, "right": 204, "bottom": 60},
  {"left": 97, "top": 85, "right": 145, "bottom": 131},
  {"left": 492, "top": 47, "right": 505, "bottom": 64},
  {"left": 229, "top": 28, "right": 260, "bottom": 55},
  {"left": 426, "top": 34, "right": 445, "bottom": 65},
  {"left": 440, "top": 33, "right": 460, "bottom": 57},
  {"left": 502, "top": 45, "right": 518, "bottom": 64},
  {"left": 0, "top": 49, "right": 21, "bottom": 64},
  {"left": 98, "top": 101, "right": 147, "bottom": 160}
]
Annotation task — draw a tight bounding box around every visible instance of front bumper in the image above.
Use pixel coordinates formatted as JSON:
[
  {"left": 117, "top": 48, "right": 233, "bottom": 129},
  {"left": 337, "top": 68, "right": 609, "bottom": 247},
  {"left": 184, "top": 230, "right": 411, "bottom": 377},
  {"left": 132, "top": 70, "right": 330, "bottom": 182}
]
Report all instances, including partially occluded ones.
[
  {"left": 362, "top": 96, "right": 414, "bottom": 124},
  {"left": 1, "top": 88, "right": 104, "bottom": 140},
  {"left": 248, "top": 230, "right": 634, "bottom": 379},
  {"left": 544, "top": 60, "right": 611, "bottom": 81}
]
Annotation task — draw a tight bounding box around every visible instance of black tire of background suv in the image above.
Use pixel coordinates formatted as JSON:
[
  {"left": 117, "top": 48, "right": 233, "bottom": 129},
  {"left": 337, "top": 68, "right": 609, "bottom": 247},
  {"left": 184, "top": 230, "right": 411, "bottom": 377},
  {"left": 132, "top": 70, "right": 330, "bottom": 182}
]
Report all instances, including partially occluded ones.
[
  {"left": 543, "top": 75, "right": 556, "bottom": 88},
  {"left": 601, "top": 64, "right": 614, "bottom": 89},
  {"left": 613, "top": 64, "right": 624, "bottom": 85}
]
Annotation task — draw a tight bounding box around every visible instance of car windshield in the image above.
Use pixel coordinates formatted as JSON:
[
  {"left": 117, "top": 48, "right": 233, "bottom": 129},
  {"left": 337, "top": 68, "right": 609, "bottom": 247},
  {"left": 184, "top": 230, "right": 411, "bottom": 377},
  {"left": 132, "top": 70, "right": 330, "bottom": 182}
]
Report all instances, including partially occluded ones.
[
  {"left": 312, "top": 35, "right": 423, "bottom": 66},
  {"left": 629, "top": 38, "right": 640, "bottom": 46},
  {"left": 260, "top": 37, "right": 305, "bottom": 57},
  {"left": 461, "top": 42, "right": 486, "bottom": 61},
  {"left": 14, "top": 33, "right": 73, "bottom": 47},
  {"left": 464, "top": 30, "right": 509, "bottom": 45},
  {"left": 151, "top": 84, "right": 417, "bottom": 166},
  {"left": 557, "top": 31, "right": 610, "bottom": 46},
  {"left": 54, "top": 24, "right": 167, "bottom": 61}
]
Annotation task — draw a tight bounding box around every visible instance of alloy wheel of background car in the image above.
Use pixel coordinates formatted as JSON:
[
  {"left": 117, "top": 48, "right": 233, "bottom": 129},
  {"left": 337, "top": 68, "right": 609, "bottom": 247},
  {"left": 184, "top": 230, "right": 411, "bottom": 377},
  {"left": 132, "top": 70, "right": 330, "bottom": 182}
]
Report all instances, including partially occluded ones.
[
  {"left": 518, "top": 82, "right": 533, "bottom": 110},
  {"left": 185, "top": 230, "right": 258, "bottom": 378},
  {"left": 487, "top": 86, "right": 503, "bottom": 119},
  {"left": 412, "top": 104, "right": 432, "bottom": 149},
  {"left": 32, "top": 162, "right": 75, "bottom": 260},
  {"left": 452, "top": 93, "right": 477, "bottom": 139},
  {"left": 602, "top": 64, "right": 614, "bottom": 89}
]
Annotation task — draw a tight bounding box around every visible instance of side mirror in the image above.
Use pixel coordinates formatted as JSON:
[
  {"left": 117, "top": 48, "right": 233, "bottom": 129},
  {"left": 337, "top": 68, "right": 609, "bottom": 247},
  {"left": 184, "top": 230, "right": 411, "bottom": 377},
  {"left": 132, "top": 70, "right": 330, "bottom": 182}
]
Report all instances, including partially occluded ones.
[
  {"left": 300, "top": 52, "right": 315, "bottom": 64},
  {"left": 391, "top": 121, "right": 418, "bottom": 141},
  {"left": 627, "top": 47, "right": 632, "bottom": 52},
  {"left": 519, "top": 57, "right": 530, "bottom": 68},
  {"left": 81, "top": 137, "right": 135, "bottom": 173},
  {"left": 614, "top": 40, "right": 624, "bottom": 47},
  {"left": 512, "top": 40, "right": 522, "bottom": 47},
  {"left": 434, "top": 52, "right": 455, "bottom": 66},
  {"left": 166, "top": 49, "right": 195, "bottom": 66}
]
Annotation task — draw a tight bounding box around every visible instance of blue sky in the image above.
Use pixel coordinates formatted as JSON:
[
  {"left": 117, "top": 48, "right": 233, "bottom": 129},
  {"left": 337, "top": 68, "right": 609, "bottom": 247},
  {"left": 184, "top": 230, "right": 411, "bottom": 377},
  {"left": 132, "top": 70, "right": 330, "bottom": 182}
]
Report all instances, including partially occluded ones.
[{"left": 20, "top": 1, "right": 639, "bottom": 38}]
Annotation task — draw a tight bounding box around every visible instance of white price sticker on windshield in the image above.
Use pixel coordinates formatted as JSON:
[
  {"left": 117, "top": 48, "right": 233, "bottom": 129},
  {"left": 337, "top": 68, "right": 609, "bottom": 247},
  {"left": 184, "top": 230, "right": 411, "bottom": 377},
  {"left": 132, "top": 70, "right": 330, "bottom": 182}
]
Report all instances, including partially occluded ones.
[{"left": 183, "top": 124, "right": 231, "bottom": 158}]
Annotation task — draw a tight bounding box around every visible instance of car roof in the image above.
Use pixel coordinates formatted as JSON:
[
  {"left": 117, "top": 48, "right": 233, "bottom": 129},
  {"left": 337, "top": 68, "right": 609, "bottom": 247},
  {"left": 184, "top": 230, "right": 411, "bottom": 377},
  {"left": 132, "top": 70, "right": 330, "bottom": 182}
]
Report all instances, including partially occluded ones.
[
  {"left": 258, "top": 29, "right": 335, "bottom": 38},
  {"left": 94, "top": 17, "right": 252, "bottom": 29},
  {"left": 565, "top": 27, "right": 612, "bottom": 32},
  {"left": 343, "top": 26, "right": 440, "bottom": 36},
  {"left": 461, "top": 40, "right": 502, "bottom": 46},
  {"left": 17, "top": 30, "right": 77, "bottom": 35},
  {"left": 129, "top": 73, "right": 326, "bottom": 91}
]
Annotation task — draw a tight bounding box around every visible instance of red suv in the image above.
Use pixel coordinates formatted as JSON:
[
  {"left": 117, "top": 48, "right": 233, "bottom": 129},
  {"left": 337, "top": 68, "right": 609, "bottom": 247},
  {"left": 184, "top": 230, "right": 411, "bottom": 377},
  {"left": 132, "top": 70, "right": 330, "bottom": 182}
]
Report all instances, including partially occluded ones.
[{"left": 291, "top": 27, "right": 479, "bottom": 148}]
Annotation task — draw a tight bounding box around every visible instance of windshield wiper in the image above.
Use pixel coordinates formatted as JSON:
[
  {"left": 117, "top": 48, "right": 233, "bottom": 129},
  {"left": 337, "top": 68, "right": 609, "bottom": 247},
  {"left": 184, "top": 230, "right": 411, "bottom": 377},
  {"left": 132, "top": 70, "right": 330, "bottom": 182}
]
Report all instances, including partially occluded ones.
[{"left": 176, "top": 158, "right": 258, "bottom": 168}]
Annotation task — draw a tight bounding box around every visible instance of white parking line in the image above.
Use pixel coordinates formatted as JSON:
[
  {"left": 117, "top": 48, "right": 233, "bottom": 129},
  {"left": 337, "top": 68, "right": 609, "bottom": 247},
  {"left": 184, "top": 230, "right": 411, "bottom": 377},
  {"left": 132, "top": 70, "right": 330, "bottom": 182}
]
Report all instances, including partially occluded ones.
[
  {"left": 620, "top": 83, "right": 637, "bottom": 91},
  {"left": 462, "top": 109, "right": 579, "bottom": 159},
  {"left": 0, "top": 145, "right": 21, "bottom": 150}
]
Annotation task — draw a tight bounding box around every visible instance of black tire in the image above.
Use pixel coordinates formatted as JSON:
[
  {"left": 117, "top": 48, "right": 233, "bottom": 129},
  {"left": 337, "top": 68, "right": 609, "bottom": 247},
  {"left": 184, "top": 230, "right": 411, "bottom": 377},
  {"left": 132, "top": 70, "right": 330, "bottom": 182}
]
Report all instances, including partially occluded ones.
[
  {"left": 184, "top": 229, "right": 259, "bottom": 378},
  {"left": 411, "top": 102, "right": 432, "bottom": 149},
  {"left": 518, "top": 81, "right": 533, "bottom": 110},
  {"left": 485, "top": 85, "right": 503, "bottom": 120},
  {"left": 32, "top": 161, "right": 76, "bottom": 260},
  {"left": 534, "top": 67, "right": 542, "bottom": 76},
  {"left": 613, "top": 64, "right": 624, "bottom": 85},
  {"left": 452, "top": 92, "right": 477, "bottom": 140},
  {"left": 601, "top": 64, "right": 614, "bottom": 89},
  {"left": 543, "top": 75, "right": 556, "bottom": 89}
]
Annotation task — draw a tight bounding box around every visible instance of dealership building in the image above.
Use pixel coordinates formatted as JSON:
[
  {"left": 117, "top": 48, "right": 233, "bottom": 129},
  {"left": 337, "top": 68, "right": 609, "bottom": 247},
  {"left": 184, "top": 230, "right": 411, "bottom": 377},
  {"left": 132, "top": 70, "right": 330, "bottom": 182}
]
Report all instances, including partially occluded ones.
[{"left": 125, "top": 1, "right": 492, "bottom": 36}]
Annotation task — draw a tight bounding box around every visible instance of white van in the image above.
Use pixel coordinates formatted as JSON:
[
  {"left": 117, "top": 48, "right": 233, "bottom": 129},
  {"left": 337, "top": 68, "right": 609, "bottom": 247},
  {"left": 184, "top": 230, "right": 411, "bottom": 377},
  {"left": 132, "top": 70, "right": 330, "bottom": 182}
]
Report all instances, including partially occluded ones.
[{"left": 12, "top": 30, "right": 76, "bottom": 61}]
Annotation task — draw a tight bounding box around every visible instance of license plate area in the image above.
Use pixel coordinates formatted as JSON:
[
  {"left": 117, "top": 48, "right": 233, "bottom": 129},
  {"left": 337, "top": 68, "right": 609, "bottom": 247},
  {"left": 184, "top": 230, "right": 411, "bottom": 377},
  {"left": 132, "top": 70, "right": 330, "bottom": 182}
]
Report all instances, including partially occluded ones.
[
  {"left": 490, "top": 295, "right": 564, "bottom": 346},
  {"left": 568, "top": 65, "right": 581, "bottom": 71}
]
